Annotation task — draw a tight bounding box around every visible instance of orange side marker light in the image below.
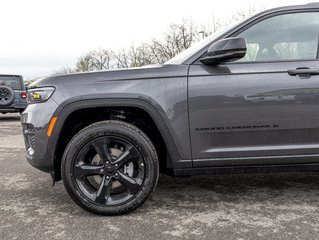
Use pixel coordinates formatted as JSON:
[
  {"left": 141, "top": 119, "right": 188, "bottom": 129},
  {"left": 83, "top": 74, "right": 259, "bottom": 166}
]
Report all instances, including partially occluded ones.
[{"left": 47, "top": 117, "right": 58, "bottom": 137}]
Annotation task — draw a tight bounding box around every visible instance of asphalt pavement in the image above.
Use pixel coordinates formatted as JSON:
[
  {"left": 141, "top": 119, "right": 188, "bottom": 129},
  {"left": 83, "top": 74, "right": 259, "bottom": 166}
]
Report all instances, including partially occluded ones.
[{"left": 1, "top": 113, "right": 319, "bottom": 240}]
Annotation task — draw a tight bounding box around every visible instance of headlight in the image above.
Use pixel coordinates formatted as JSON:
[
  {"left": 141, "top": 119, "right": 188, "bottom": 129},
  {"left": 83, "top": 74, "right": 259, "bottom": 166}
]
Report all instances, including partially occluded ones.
[{"left": 28, "top": 87, "right": 55, "bottom": 103}]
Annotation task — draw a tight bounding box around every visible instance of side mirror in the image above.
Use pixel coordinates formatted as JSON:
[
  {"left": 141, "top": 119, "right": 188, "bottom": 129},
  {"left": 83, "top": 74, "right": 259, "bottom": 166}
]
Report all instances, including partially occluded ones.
[{"left": 199, "top": 37, "right": 247, "bottom": 65}]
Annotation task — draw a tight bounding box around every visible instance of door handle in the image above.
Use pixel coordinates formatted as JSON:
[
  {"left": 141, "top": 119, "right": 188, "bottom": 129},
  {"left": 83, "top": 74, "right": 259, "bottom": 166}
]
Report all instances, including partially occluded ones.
[{"left": 288, "top": 67, "right": 319, "bottom": 76}]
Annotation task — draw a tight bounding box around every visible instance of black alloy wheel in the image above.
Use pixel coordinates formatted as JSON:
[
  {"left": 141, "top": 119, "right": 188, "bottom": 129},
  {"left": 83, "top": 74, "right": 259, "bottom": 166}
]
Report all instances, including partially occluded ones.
[{"left": 62, "top": 120, "right": 159, "bottom": 215}]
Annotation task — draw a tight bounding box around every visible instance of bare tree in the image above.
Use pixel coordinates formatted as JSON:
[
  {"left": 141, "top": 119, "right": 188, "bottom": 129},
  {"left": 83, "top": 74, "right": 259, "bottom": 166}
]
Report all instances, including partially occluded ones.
[
  {"left": 148, "top": 19, "right": 201, "bottom": 63},
  {"left": 114, "top": 49, "right": 130, "bottom": 69},
  {"left": 75, "top": 49, "right": 115, "bottom": 71},
  {"left": 198, "top": 16, "right": 223, "bottom": 37},
  {"left": 53, "top": 66, "right": 75, "bottom": 75},
  {"left": 232, "top": 5, "right": 264, "bottom": 22},
  {"left": 70, "top": 19, "right": 208, "bottom": 71},
  {"left": 90, "top": 49, "right": 114, "bottom": 70},
  {"left": 76, "top": 53, "right": 95, "bottom": 72},
  {"left": 128, "top": 44, "right": 155, "bottom": 67},
  {"left": 57, "top": 7, "right": 266, "bottom": 74}
]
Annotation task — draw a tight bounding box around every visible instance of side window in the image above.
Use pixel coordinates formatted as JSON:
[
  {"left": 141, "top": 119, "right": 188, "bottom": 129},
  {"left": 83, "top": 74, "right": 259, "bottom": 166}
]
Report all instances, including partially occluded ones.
[{"left": 237, "top": 12, "right": 319, "bottom": 62}]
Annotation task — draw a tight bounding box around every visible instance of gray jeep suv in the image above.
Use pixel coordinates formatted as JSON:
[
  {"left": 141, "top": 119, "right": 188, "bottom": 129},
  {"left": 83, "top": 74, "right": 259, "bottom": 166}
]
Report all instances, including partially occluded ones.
[
  {"left": 22, "top": 3, "right": 319, "bottom": 215},
  {"left": 0, "top": 75, "right": 27, "bottom": 114}
]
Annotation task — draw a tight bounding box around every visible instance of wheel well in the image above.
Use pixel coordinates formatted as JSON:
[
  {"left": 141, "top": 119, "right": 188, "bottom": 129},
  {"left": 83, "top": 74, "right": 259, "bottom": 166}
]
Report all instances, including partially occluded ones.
[{"left": 54, "top": 107, "right": 171, "bottom": 180}]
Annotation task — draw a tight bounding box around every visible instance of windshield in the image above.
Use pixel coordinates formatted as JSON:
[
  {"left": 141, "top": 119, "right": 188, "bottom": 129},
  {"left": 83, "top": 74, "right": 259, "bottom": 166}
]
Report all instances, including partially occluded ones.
[
  {"left": 165, "top": 22, "right": 240, "bottom": 64},
  {"left": 0, "top": 76, "right": 22, "bottom": 90}
]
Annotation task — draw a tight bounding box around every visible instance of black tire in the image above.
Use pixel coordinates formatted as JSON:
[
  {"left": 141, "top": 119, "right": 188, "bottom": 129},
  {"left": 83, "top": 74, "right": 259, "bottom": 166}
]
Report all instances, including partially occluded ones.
[
  {"left": 61, "top": 120, "right": 159, "bottom": 215},
  {"left": 0, "top": 86, "right": 14, "bottom": 106}
]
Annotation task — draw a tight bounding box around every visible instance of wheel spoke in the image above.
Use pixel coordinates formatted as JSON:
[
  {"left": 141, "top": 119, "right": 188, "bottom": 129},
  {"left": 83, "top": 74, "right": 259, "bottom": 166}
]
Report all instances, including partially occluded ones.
[
  {"left": 93, "top": 138, "right": 112, "bottom": 163},
  {"left": 74, "top": 135, "right": 147, "bottom": 207},
  {"left": 113, "top": 146, "right": 139, "bottom": 167},
  {"left": 75, "top": 164, "right": 104, "bottom": 177},
  {"left": 117, "top": 171, "right": 141, "bottom": 194},
  {"left": 76, "top": 147, "right": 91, "bottom": 163},
  {"left": 95, "top": 176, "right": 112, "bottom": 204}
]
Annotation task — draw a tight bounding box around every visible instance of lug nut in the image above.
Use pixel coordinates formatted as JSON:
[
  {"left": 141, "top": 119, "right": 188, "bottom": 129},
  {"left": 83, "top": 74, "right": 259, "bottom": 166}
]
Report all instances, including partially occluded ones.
[
  {"left": 100, "top": 169, "right": 104, "bottom": 173},
  {"left": 106, "top": 161, "right": 110, "bottom": 165},
  {"left": 115, "top": 164, "right": 118, "bottom": 167},
  {"left": 106, "top": 176, "right": 110, "bottom": 180},
  {"left": 115, "top": 173, "right": 119, "bottom": 177}
]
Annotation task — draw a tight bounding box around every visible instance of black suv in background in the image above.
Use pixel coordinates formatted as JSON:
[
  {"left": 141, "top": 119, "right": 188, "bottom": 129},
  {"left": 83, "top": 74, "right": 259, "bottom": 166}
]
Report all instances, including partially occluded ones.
[
  {"left": 22, "top": 3, "right": 319, "bottom": 215},
  {"left": 0, "top": 75, "right": 27, "bottom": 114}
]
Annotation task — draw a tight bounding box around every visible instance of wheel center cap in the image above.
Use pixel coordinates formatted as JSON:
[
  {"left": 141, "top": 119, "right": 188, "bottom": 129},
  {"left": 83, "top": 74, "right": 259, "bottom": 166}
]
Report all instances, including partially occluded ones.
[{"left": 105, "top": 165, "right": 115, "bottom": 175}]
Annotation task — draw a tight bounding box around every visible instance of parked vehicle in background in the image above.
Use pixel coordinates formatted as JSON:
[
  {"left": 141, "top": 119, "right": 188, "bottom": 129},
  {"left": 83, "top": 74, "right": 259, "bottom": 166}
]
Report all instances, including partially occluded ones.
[
  {"left": 22, "top": 3, "right": 319, "bottom": 215},
  {"left": 0, "top": 75, "right": 27, "bottom": 114}
]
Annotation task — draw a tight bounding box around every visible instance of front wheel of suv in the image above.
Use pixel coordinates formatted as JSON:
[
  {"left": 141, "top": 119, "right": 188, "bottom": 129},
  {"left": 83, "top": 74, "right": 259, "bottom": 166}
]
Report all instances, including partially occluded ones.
[{"left": 61, "top": 120, "right": 159, "bottom": 215}]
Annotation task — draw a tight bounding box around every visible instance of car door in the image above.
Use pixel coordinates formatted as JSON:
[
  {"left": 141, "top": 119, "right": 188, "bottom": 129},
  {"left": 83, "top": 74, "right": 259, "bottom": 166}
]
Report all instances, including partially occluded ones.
[{"left": 189, "top": 11, "right": 319, "bottom": 167}]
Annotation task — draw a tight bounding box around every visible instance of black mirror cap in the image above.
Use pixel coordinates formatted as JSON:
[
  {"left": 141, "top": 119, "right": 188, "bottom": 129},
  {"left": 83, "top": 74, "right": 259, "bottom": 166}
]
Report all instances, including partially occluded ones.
[{"left": 199, "top": 37, "right": 247, "bottom": 65}]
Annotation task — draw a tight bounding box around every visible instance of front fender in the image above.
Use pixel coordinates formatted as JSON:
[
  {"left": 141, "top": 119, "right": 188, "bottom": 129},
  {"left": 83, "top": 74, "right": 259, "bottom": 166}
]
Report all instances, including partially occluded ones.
[{"left": 48, "top": 97, "right": 192, "bottom": 173}]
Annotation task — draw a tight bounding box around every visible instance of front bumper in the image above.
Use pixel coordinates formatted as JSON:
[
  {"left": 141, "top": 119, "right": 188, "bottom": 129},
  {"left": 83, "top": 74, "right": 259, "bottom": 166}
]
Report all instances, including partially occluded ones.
[
  {"left": 26, "top": 155, "right": 54, "bottom": 173},
  {"left": 21, "top": 98, "right": 59, "bottom": 173}
]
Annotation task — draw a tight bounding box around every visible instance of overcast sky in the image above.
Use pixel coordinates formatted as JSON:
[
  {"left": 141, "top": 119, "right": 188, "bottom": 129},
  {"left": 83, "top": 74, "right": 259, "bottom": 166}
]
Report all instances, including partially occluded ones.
[{"left": 0, "top": 0, "right": 313, "bottom": 79}]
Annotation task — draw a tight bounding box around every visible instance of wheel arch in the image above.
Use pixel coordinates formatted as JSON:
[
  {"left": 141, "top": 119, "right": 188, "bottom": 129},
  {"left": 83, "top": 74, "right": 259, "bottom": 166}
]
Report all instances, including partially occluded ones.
[{"left": 49, "top": 97, "right": 186, "bottom": 180}]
